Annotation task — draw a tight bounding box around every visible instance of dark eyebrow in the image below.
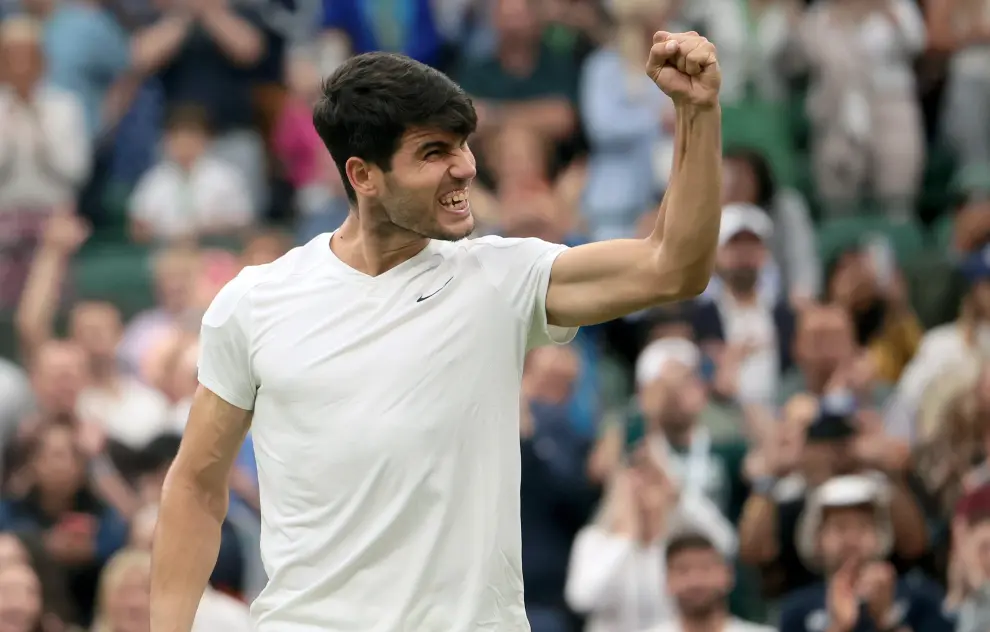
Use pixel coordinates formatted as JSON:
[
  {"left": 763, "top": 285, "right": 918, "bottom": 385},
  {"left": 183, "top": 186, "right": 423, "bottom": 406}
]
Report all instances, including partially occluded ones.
[{"left": 417, "top": 141, "right": 450, "bottom": 155}]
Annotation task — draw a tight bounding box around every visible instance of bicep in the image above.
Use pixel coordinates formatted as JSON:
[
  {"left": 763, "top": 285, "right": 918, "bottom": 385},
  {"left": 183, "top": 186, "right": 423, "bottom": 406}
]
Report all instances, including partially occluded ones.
[
  {"left": 171, "top": 385, "right": 252, "bottom": 492},
  {"left": 546, "top": 239, "right": 696, "bottom": 328}
]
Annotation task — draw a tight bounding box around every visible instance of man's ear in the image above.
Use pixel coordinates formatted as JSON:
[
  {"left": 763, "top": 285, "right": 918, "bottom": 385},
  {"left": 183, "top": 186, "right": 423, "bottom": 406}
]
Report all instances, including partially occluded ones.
[{"left": 345, "top": 157, "right": 379, "bottom": 199}]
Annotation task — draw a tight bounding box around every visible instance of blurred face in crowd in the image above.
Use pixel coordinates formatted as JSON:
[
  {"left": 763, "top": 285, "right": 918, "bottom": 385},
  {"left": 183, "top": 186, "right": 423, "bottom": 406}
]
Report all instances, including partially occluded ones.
[
  {"left": 0, "top": 564, "right": 42, "bottom": 632},
  {"left": 802, "top": 438, "right": 855, "bottom": 486},
  {"left": 524, "top": 346, "right": 579, "bottom": 404},
  {"left": 31, "top": 425, "right": 85, "bottom": 500},
  {"left": 829, "top": 251, "right": 879, "bottom": 312},
  {"left": 0, "top": 536, "right": 28, "bottom": 571},
  {"left": 795, "top": 306, "right": 856, "bottom": 377},
  {"left": 500, "top": 188, "right": 565, "bottom": 243},
  {"left": 164, "top": 124, "right": 209, "bottom": 171},
  {"left": 968, "top": 280, "right": 990, "bottom": 321},
  {"left": 716, "top": 232, "right": 766, "bottom": 294},
  {"left": 493, "top": 125, "right": 548, "bottom": 195},
  {"left": 493, "top": 0, "right": 541, "bottom": 42},
  {"left": 818, "top": 505, "right": 881, "bottom": 572},
  {"left": 30, "top": 341, "right": 88, "bottom": 416},
  {"left": 69, "top": 301, "right": 123, "bottom": 367},
  {"left": 106, "top": 565, "right": 151, "bottom": 632},
  {"left": 0, "top": 22, "right": 44, "bottom": 97},
  {"left": 641, "top": 363, "right": 707, "bottom": 436},
  {"left": 665, "top": 545, "right": 731, "bottom": 618},
  {"left": 154, "top": 249, "right": 200, "bottom": 314},
  {"left": 721, "top": 157, "right": 761, "bottom": 206}
]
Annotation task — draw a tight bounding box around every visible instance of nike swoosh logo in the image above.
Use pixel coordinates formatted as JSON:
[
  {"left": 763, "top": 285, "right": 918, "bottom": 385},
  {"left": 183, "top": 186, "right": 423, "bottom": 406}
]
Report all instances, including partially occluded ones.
[{"left": 417, "top": 277, "right": 453, "bottom": 302}]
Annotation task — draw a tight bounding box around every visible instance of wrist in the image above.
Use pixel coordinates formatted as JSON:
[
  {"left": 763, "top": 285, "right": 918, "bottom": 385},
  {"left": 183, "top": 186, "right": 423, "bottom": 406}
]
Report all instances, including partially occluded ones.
[{"left": 750, "top": 475, "right": 777, "bottom": 496}]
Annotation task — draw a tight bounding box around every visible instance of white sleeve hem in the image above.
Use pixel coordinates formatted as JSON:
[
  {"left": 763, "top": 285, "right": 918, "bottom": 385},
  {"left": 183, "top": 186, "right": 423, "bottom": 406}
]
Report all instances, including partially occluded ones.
[
  {"left": 533, "top": 247, "right": 578, "bottom": 348},
  {"left": 198, "top": 374, "right": 255, "bottom": 411}
]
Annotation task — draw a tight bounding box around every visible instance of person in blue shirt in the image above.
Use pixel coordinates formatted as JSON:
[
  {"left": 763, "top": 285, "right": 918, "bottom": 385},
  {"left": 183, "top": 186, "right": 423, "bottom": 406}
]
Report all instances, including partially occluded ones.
[{"left": 779, "top": 475, "right": 952, "bottom": 632}]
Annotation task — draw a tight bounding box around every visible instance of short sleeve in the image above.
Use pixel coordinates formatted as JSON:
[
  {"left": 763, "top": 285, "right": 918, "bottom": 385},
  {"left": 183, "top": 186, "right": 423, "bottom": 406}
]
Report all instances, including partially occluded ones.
[
  {"left": 470, "top": 236, "right": 578, "bottom": 350},
  {"left": 198, "top": 271, "right": 258, "bottom": 411}
]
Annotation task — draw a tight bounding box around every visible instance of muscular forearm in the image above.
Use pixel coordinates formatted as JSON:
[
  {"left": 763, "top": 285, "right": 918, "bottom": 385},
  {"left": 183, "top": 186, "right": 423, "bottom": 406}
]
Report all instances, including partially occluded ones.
[
  {"left": 649, "top": 105, "right": 721, "bottom": 293},
  {"left": 151, "top": 472, "right": 226, "bottom": 632}
]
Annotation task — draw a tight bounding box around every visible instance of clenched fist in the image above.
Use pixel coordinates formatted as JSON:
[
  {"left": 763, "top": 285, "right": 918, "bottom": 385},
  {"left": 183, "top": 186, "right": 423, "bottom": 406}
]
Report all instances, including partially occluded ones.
[{"left": 646, "top": 31, "right": 721, "bottom": 108}]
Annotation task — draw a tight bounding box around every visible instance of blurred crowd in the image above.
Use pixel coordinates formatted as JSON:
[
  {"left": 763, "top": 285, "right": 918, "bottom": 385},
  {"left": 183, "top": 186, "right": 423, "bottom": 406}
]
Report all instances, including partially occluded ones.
[{"left": 0, "top": 0, "right": 990, "bottom": 630}]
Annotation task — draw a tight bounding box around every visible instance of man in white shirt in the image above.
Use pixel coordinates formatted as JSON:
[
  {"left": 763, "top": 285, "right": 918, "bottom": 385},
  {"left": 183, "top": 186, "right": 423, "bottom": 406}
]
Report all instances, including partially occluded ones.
[
  {"left": 152, "top": 41, "right": 723, "bottom": 632},
  {"left": 642, "top": 531, "right": 774, "bottom": 632}
]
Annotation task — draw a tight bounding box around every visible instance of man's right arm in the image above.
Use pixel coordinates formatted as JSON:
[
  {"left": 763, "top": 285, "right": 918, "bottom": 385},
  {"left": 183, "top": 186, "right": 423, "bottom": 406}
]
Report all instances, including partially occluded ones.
[
  {"left": 152, "top": 269, "right": 259, "bottom": 631},
  {"left": 151, "top": 385, "right": 251, "bottom": 631}
]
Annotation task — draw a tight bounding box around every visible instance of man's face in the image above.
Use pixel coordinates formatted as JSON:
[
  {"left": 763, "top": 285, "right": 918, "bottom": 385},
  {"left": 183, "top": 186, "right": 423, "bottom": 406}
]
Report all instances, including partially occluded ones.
[
  {"left": 0, "top": 565, "right": 42, "bottom": 632},
  {"left": 716, "top": 232, "right": 765, "bottom": 293},
  {"left": 31, "top": 342, "right": 89, "bottom": 415},
  {"left": 524, "top": 346, "right": 579, "bottom": 404},
  {"left": 32, "top": 426, "right": 84, "bottom": 497},
  {"left": 369, "top": 129, "right": 477, "bottom": 242},
  {"left": 640, "top": 364, "right": 707, "bottom": 433},
  {"left": 666, "top": 546, "right": 731, "bottom": 617},
  {"left": 721, "top": 158, "right": 759, "bottom": 206},
  {"left": 796, "top": 307, "right": 855, "bottom": 374},
  {"left": 0, "top": 37, "right": 43, "bottom": 93},
  {"left": 69, "top": 301, "right": 123, "bottom": 362},
  {"left": 164, "top": 127, "right": 208, "bottom": 170},
  {"left": 819, "top": 505, "right": 881, "bottom": 571}
]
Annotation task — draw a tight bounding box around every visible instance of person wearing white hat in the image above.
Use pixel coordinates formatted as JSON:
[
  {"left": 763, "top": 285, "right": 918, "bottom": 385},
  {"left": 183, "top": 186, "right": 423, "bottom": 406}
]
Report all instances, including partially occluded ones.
[
  {"left": 694, "top": 203, "right": 794, "bottom": 407},
  {"left": 778, "top": 475, "right": 952, "bottom": 632}
]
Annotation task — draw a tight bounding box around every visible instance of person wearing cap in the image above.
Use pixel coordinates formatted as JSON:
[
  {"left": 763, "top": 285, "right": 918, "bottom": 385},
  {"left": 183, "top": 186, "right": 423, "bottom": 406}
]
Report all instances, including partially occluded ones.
[
  {"left": 692, "top": 203, "right": 795, "bottom": 407},
  {"left": 641, "top": 530, "right": 774, "bottom": 632},
  {"left": 778, "top": 475, "right": 951, "bottom": 632},
  {"left": 739, "top": 395, "right": 928, "bottom": 601}
]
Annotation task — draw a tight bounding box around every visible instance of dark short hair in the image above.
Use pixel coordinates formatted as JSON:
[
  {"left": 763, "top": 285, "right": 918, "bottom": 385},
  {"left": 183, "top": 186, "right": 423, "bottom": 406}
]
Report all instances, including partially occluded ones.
[
  {"left": 665, "top": 531, "right": 719, "bottom": 564},
  {"left": 723, "top": 146, "right": 776, "bottom": 209},
  {"left": 313, "top": 52, "right": 477, "bottom": 204}
]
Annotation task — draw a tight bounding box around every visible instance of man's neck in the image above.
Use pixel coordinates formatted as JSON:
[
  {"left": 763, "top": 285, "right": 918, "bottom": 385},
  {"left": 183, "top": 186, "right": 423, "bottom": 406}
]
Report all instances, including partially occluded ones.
[
  {"left": 663, "top": 424, "right": 694, "bottom": 449},
  {"left": 680, "top": 609, "right": 727, "bottom": 632},
  {"left": 332, "top": 215, "right": 429, "bottom": 277},
  {"left": 726, "top": 287, "right": 759, "bottom": 307}
]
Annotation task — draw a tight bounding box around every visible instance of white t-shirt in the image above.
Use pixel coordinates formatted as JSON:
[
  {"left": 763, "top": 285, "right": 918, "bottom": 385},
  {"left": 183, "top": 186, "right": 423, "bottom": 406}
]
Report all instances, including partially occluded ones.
[
  {"left": 197, "top": 233, "right": 576, "bottom": 632},
  {"left": 76, "top": 378, "right": 172, "bottom": 449}
]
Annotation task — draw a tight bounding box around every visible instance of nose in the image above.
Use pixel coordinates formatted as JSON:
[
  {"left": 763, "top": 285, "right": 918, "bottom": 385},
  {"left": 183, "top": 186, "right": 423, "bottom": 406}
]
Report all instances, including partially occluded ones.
[{"left": 449, "top": 145, "right": 477, "bottom": 182}]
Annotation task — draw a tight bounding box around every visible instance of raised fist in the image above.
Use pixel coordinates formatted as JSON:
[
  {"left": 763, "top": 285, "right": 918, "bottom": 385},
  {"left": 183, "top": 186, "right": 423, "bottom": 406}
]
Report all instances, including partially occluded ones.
[{"left": 646, "top": 31, "right": 721, "bottom": 108}]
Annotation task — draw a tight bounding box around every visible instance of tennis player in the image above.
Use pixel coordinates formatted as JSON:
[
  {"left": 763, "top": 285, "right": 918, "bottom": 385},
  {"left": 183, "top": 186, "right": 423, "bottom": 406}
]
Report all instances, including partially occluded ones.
[{"left": 151, "top": 31, "right": 722, "bottom": 632}]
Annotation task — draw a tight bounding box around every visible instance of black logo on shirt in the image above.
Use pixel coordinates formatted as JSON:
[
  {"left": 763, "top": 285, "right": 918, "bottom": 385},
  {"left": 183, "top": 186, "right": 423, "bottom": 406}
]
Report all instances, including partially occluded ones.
[{"left": 417, "top": 277, "right": 453, "bottom": 302}]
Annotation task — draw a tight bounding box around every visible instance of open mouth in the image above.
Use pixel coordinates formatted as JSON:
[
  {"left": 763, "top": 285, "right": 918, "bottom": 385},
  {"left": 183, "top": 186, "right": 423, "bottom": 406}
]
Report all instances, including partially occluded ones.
[{"left": 438, "top": 189, "right": 470, "bottom": 214}]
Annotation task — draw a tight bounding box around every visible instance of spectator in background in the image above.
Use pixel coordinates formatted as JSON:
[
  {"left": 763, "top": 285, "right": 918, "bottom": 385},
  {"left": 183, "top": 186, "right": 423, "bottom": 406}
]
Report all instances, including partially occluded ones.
[
  {"left": 16, "top": 215, "right": 172, "bottom": 452},
  {"left": 780, "top": 475, "right": 951, "bottom": 632},
  {"left": 794, "top": 0, "right": 927, "bottom": 219},
  {"left": 682, "top": 0, "right": 800, "bottom": 105},
  {"left": 565, "top": 446, "right": 736, "bottom": 632},
  {"left": 91, "top": 549, "right": 149, "bottom": 632},
  {"left": 929, "top": 0, "right": 990, "bottom": 190},
  {"left": 130, "top": 0, "right": 268, "bottom": 207},
  {"left": 0, "top": 16, "right": 90, "bottom": 309},
  {"left": 721, "top": 148, "right": 820, "bottom": 305},
  {"left": 320, "top": 0, "right": 448, "bottom": 69},
  {"left": 118, "top": 245, "right": 201, "bottom": 379},
  {"left": 273, "top": 47, "right": 347, "bottom": 241},
  {"left": 887, "top": 245, "right": 990, "bottom": 443},
  {"left": 0, "top": 530, "right": 76, "bottom": 627},
  {"left": 0, "top": 563, "right": 46, "bottom": 632},
  {"left": 577, "top": 0, "right": 675, "bottom": 242},
  {"left": 519, "top": 345, "right": 597, "bottom": 632},
  {"left": 22, "top": 0, "right": 133, "bottom": 141},
  {"left": 642, "top": 531, "right": 775, "bottom": 632},
  {"left": 695, "top": 204, "right": 794, "bottom": 407},
  {"left": 128, "top": 104, "right": 253, "bottom": 242},
  {"left": 0, "top": 423, "right": 127, "bottom": 624},
  {"left": 825, "top": 245, "right": 922, "bottom": 383},
  {"left": 456, "top": 0, "right": 578, "bottom": 183},
  {"left": 952, "top": 484, "right": 990, "bottom": 631}
]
